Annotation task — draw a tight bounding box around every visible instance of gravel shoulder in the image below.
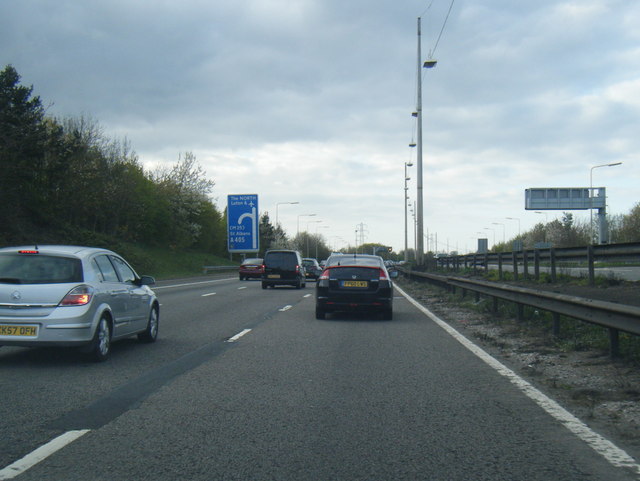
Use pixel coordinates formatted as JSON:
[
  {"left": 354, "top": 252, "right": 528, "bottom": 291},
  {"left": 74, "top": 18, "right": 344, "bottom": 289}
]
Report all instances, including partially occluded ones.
[{"left": 397, "top": 276, "right": 640, "bottom": 461}]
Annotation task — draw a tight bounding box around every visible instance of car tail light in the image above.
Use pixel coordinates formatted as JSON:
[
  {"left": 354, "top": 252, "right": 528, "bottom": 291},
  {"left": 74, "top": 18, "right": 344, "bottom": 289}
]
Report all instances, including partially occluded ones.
[
  {"left": 18, "top": 250, "right": 39, "bottom": 254},
  {"left": 59, "top": 285, "right": 94, "bottom": 306},
  {"left": 319, "top": 268, "right": 330, "bottom": 280},
  {"left": 378, "top": 269, "right": 389, "bottom": 280}
]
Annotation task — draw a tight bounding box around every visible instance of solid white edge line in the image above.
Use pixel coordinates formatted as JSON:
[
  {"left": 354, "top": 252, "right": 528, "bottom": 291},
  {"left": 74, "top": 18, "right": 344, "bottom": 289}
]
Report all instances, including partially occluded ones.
[
  {"left": 395, "top": 284, "right": 640, "bottom": 475},
  {"left": 227, "top": 329, "right": 252, "bottom": 343},
  {"left": 0, "top": 429, "right": 90, "bottom": 480}
]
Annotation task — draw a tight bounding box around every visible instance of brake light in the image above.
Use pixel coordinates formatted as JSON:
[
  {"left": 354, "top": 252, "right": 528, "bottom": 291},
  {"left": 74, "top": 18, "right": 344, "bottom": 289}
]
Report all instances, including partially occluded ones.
[
  {"left": 378, "top": 269, "right": 389, "bottom": 280},
  {"left": 18, "top": 250, "right": 39, "bottom": 254},
  {"left": 60, "top": 285, "right": 94, "bottom": 306},
  {"left": 319, "top": 268, "right": 330, "bottom": 280},
  {"left": 296, "top": 264, "right": 300, "bottom": 274}
]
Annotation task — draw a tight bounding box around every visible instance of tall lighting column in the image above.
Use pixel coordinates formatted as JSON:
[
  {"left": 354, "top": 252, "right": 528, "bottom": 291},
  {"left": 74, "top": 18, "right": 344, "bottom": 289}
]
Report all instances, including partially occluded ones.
[
  {"left": 415, "top": 17, "right": 437, "bottom": 265},
  {"left": 404, "top": 161, "right": 413, "bottom": 262}
]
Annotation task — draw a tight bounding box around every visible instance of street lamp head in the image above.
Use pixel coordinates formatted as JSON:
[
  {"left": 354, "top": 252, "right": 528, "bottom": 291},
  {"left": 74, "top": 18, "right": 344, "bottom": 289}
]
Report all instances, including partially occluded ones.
[
  {"left": 423, "top": 59, "right": 437, "bottom": 68},
  {"left": 409, "top": 142, "right": 416, "bottom": 148},
  {"left": 407, "top": 161, "right": 413, "bottom": 167},
  {"left": 411, "top": 112, "right": 418, "bottom": 117}
]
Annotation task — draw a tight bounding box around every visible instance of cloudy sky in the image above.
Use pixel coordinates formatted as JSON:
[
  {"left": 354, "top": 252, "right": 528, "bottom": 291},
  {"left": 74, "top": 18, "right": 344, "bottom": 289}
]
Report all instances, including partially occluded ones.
[{"left": 2, "top": 0, "right": 638, "bottom": 254}]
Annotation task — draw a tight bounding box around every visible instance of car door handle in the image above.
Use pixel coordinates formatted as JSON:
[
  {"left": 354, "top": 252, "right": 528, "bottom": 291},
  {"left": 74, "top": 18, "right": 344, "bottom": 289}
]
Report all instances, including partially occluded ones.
[{"left": 110, "top": 289, "right": 128, "bottom": 296}]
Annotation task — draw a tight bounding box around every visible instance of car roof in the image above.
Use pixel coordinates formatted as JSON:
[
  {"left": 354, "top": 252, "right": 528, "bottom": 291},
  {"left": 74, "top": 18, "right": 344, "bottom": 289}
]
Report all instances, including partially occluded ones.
[{"left": 0, "top": 245, "right": 115, "bottom": 259}]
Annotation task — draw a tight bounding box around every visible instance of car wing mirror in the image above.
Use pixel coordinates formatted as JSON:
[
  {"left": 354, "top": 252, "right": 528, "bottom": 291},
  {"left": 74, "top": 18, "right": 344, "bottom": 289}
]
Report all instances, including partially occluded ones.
[{"left": 139, "top": 275, "right": 156, "bottom": 286}]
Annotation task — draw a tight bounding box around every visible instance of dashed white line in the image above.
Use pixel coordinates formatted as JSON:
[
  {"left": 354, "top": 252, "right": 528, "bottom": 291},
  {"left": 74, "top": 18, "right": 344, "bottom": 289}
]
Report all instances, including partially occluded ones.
[
  {"left": 395, "top": 284, "right": 640, "bottom": 476},
  {"left": 201, "top": 292, "right": 216, "bottom": 297},
  {"left": 153, "top": 277, "right": 236, "bottom": 290},
  {"left": 278, "top": 305, "right": 292, "bottom": 312},
  {"left": 303, "top": 294, "right": 312, "bottom": 298},
  {"left": 0, "top": 430, "right": 90, "bottom": 480},
  {"left": 238, "top": 286, "right": 247, "bottom": 290},
  {"left": 227, "top": 329, "right": 252, "bottom": 342}
]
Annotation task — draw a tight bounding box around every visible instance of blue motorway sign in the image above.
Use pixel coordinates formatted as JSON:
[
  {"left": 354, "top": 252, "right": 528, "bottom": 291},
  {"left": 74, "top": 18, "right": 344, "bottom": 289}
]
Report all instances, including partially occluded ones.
[{"left": 227, "top": 194, "right": 259, "bottom": 253}]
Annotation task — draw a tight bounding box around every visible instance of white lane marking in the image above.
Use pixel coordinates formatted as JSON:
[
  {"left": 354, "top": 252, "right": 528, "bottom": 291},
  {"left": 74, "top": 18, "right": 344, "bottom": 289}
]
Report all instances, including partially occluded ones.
[
  {"left": 303, "top": 294, "right": 312, "bottom": 298},
  {"left": 279, "top": 305, "right": 292, "bottom": 312},
  {"left": 153, "top": 278, "right": 236, "bottom": 290},
  {"left": 0, "top": 430, "right": 90, "bottom": 480},
  {"left": 201, "top": 292, "right": 216, "bottom": 297},
  {"left": 395, "top": 284, "right": 640, "bottom": 475},
  {"left": 238, "top": 286, "right": 247, "bottom": 290},
  {"left": 227, "top": 329, "right": 252, "bottom": 343}
]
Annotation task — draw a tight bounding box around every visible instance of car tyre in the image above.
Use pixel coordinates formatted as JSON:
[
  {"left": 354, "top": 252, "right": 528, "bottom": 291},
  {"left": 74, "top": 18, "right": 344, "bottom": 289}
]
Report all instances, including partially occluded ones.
[
  {"left": 262, "top": 282, "right": 267, "bottom": 289},
  {"left": 382, "top": 308, "right": 393, "bottom": 321},
  {"left": 315, "top": 306, "right": 326, "bottom": 320},
  {"left": 86, "top": 314, "right": 111, "bottom": 362},
  {"left": 138, "top": 306, "right": 159, "bottom": 343}
]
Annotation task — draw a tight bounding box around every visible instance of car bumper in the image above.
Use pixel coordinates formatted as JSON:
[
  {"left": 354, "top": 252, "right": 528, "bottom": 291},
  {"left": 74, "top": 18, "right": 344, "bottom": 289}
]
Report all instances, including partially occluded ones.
[
  {"left": 0, "top": 307, "right": 97, "bottom": 347},
  {"left": 316, "top": 294, "right": 393, "bottom": 312}
]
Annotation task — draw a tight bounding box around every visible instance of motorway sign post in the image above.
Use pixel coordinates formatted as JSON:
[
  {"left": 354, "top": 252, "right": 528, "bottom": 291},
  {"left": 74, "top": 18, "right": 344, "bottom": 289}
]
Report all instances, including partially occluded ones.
[{"left": 227, "top": 194, "right": 259, "bottom": 253}]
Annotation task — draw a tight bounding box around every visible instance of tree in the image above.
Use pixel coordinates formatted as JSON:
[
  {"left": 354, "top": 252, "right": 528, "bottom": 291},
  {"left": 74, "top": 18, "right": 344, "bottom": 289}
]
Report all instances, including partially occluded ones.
[
  {"left": 0, "top": 65, "right": 48, "bottom": 235},
  {"left": 153, "top": 152, "right": 218, "bottom": 248},
  {"left": 616, "top": 202, "right": 640, "bottom": 243}
]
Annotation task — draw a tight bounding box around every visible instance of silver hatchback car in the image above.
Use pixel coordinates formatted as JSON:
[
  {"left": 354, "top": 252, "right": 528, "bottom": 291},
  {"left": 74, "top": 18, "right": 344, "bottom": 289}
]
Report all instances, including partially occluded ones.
[{"left": 0, "top": 245, "right": 159, "bottom": 361}]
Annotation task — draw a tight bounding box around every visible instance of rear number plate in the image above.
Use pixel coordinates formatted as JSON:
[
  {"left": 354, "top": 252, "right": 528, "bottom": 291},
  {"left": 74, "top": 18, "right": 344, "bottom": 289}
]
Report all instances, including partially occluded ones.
[
  {"left": 268, "top": 274, "right": 281, "bottom": 279},
  {"left": 0, "top": 324, "right": 38, "bottom": 337},
  {"left": 341, "top": 280, "right": 368, "bottom": 288}
]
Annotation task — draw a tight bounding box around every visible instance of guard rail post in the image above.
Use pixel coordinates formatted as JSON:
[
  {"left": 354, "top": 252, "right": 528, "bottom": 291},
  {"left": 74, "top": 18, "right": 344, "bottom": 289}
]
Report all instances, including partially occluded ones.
[
  {"left": 498, "top": 252, "right": 503, "bottom": 281},
  {"left": 552, "top": 313, "right": 560, "bottom": 337},
  {"left": 512, "top": 251, "right": 519, "bottom": 281},
  {"left": 610, "top": 328, "right": 620, "bottom": 358},
  {"left": 523, "top": 249, "right": 529, "bottom": 280},
  {"left": 587, "top": 245, "right": 595, "bottom": 287},
  {"left": 534, "top": 250, "right": 540, "bottom": 281},
  {"left": 550, "top": 248, "right": 557, "bottom": 282}
]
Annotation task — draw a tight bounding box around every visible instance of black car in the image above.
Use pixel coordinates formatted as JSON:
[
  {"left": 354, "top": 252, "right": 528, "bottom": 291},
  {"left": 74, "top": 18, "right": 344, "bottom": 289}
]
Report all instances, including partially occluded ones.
[
  {"left": 315, "top": 254, "right": 395, "bottom": 320},
  {"left": 261, "top": 250, "right": 306, "bottom": 289},
  {"left": 302, "top": 258, "right": 322, "bottom": 280}
]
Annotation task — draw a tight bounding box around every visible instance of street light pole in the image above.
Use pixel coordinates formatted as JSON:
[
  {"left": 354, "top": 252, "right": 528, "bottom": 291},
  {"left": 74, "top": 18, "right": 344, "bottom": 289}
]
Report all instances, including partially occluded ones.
[
  {"left": 415, "top": 17, "right": 437, "bottom": 266},
  {"left": 505, "top": 217, "right": 520, "bottom": 236},
  {"left": 297, "top": 214, "right": 316, "bottom": 236},
  {"left": 416, "top": 17, "right": 424, "bottom": 265},
  {"left": 275, "top": 201, "right": 299, "bottom": 229},
  {"left": 483, "top": 227, "right": 495, "bottom": 248},
  {"left": 492, "top": 222, "right": 505, "bottom": 244},
  {"left": 404, "top": 161, "right": 412, "bottom": 262}
]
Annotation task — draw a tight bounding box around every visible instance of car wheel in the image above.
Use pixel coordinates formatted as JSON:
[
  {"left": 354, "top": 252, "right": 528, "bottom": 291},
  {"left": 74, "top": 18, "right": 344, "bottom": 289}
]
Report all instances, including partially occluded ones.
[
  {"left": 138, "top": 306, "right": 159, "bottom": 343},
  {"left": 239, "top": 275, "right": 243, "bottom": 281},
  {"left": 315, "top": 306, "right": 326, "bottom": 320},
  {"left": 382, "top": 308, "right": 393, "bottom": 321},
  {"left": 262, "top": 282, "right": 267, "bottom": 289},
  {"left": 295, "top": 279, "right": 301, "bottom": 289},
  {"left": 86, "top": 314, "right": 111, "bottom": 362}
]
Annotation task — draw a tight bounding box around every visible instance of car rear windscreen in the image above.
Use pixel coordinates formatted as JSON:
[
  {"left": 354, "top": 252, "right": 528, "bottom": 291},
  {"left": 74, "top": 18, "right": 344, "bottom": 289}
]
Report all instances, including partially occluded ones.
[
  {"left": 0, "top": 254, "right": 83, "bottom": 284},
  {"left": 265, "top": 252, "right": 298, "bottom": 269}
]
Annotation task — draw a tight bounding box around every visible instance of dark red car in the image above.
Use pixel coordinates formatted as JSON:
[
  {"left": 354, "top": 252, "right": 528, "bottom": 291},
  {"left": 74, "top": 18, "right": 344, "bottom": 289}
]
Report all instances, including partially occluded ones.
[{"left": 239, "top": 258, "right": 263, "bottom": 280}]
